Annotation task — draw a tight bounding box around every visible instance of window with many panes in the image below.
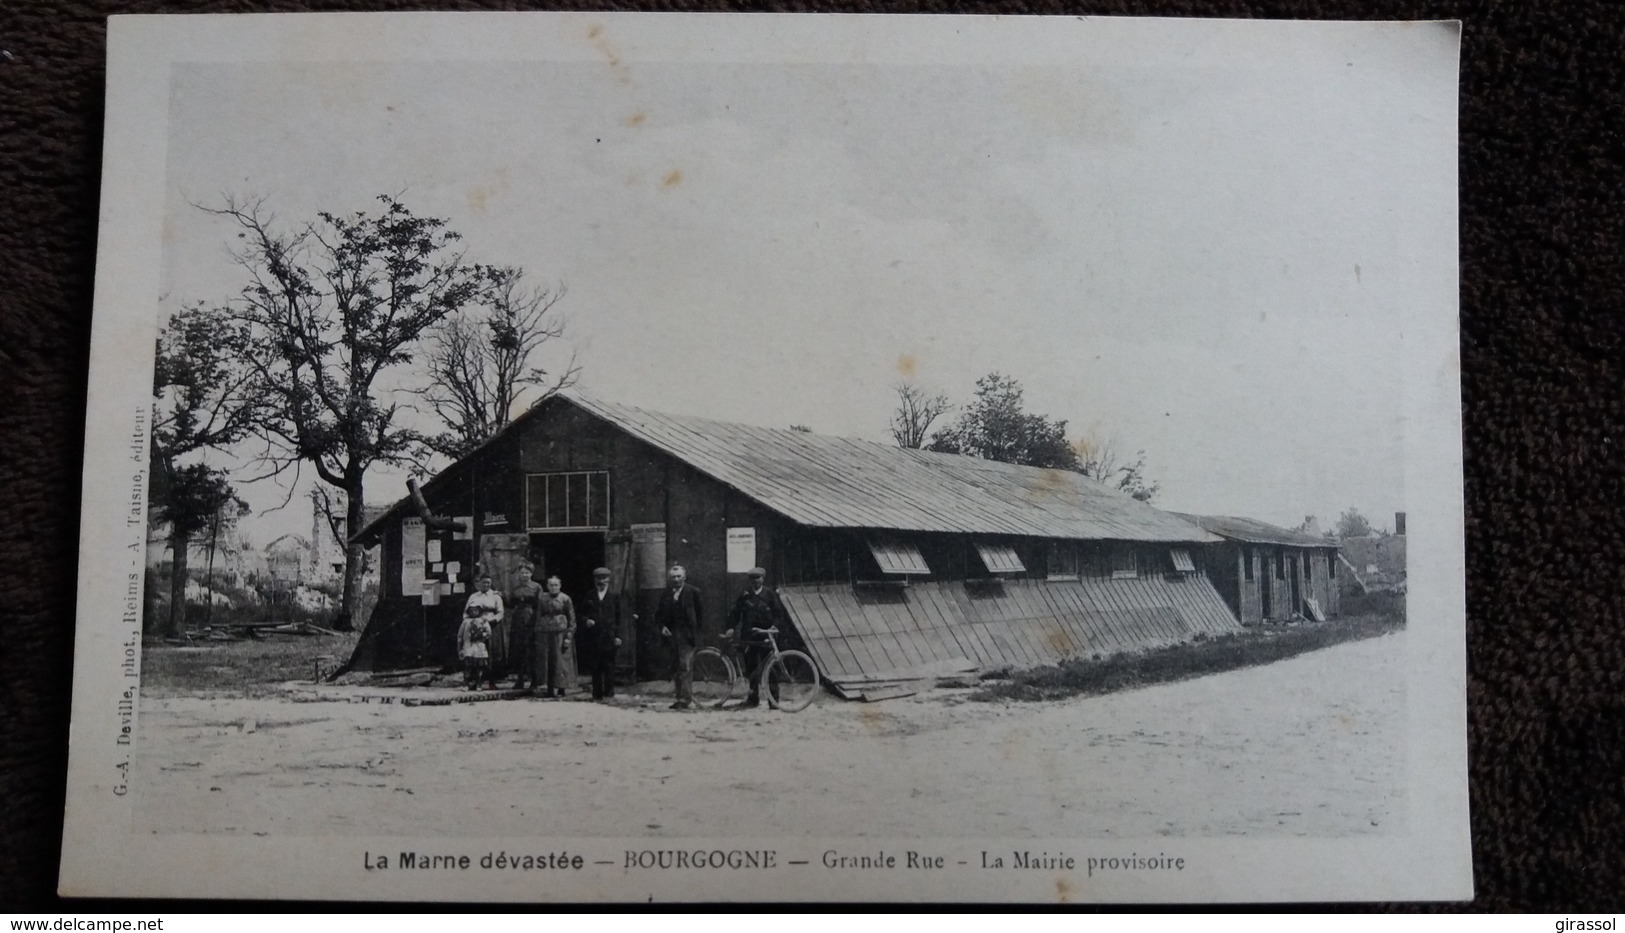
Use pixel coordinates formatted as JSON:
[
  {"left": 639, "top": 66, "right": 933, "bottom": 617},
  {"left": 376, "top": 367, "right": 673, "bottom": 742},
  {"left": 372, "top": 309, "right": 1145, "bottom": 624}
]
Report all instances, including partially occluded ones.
[{"left": 525, "top": 472, "right": 609, "bottom": 530}]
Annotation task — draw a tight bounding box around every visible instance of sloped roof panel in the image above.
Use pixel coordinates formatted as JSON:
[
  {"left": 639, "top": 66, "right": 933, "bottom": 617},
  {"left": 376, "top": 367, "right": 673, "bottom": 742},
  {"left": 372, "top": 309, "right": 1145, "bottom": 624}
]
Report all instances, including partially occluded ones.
[
  {"left": 1170, "top": 513, "right": 1333, "bottom": 548},
  {"left": 568, "top": 394, "right": 1218, "bottom": 543}
]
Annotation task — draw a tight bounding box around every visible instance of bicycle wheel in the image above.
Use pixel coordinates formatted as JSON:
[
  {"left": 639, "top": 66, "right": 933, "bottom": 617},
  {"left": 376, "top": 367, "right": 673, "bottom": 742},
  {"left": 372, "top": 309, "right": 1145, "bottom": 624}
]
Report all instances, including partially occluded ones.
[
  {"left": 688, "top": 647, "right": 739, "bottom": 708},
  {"left": 762, "top": 649, "right": 821, "bottom": 712}
]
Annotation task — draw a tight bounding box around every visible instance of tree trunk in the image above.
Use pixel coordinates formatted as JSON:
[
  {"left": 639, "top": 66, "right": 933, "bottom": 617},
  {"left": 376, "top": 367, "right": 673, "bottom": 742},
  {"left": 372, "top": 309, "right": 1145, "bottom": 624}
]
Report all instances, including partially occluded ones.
[
  {"left": 334, "top": 477, "right": 367, "bottom": 632},
  {"left": 166, "top": 526, "right": 190, "bottom": 638}
]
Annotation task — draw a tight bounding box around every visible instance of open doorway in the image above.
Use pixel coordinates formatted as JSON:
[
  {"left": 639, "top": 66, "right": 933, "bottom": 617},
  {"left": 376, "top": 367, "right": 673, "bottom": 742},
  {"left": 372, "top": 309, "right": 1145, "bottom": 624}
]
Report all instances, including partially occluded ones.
[
  {"left": 1289, "top": 551, "right": 1304, "bottom": 616},
  {"left": 1259, "top": 550, "right": 1274, "bottom": 620},
  {"left": 528, "top": 531, "right": 607, "bottom": 603}
]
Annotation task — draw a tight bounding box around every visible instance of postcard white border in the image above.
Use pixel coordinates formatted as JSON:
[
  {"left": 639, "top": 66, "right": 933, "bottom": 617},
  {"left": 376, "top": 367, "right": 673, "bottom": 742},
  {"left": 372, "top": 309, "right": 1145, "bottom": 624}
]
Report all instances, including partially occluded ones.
[{"left": 62, "top": 12, "right": 1468, "bottom": 903}]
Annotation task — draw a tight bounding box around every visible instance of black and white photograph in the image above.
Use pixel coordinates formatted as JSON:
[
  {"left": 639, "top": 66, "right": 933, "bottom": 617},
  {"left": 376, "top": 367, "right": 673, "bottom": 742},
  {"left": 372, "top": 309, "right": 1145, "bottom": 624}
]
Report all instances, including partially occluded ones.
[{"left": 62, "top": 12, "right": 1468, "bottom": 902}]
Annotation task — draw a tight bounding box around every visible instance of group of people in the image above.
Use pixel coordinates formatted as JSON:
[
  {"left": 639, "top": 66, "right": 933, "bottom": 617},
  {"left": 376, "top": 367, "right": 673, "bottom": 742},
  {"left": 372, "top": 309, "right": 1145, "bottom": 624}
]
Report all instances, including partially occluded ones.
[
  {"left": 455, "top": 563, "right": 626, "bottom": 699},
  {"left": 456, "top": 560, "right": 800, "bottom": 710},
  {"left": 650, "top": 563, "right": 800, "bottom": 710}
]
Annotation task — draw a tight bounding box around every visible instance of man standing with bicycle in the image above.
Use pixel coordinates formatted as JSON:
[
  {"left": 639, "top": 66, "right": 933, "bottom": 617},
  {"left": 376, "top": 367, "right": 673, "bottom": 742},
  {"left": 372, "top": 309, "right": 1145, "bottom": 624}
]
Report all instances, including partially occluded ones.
[{"left": 725, "top": 567, "right": 795, "bottom": 709}]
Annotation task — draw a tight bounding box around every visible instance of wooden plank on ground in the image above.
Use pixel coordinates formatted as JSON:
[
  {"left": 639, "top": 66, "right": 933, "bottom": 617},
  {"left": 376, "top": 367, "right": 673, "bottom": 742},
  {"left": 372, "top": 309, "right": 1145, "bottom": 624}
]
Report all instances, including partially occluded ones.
[{"left": 858, "top": 684, "right": 917, "bottom": 702}]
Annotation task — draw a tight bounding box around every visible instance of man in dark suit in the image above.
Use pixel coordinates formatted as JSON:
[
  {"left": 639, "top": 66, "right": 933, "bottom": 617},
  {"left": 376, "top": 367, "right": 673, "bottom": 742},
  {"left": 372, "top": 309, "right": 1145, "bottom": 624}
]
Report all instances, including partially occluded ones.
[
  {"left": 725, "top": 567, "right": 795, "bottom": 708},
  {"left": 653, "top": 564, "right": 703, "bottom": 709},
  {"left": 578, "top": 566, "right": 626, "bottom": 700}
]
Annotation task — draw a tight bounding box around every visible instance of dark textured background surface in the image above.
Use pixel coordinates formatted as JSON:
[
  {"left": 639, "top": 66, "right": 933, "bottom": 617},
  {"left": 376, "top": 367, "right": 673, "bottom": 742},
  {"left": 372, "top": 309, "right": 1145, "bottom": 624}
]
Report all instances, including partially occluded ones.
[{"left": 2, "top": 0, "right": 1621, "bottom": 912}]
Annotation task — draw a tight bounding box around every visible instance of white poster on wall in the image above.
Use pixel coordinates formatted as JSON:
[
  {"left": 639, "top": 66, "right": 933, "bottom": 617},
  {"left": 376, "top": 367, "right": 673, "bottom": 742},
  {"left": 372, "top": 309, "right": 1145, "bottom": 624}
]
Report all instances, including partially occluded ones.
[
  {"left": 400, "top": 517, "right": 425, "bottom": 597},
  {"left": 726, "top": 527, "right": 757, "bottom": 573}
]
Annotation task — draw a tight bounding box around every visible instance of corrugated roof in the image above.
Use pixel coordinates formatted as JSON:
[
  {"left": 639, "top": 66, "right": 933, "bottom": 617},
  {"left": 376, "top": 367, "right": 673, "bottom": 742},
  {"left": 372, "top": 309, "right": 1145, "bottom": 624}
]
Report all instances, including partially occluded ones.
[
  {"left": 567, "top": 394, "right": 1218, "bottom": 543},
  {"left": 1170, "top": 513, "right": 1333, "bottom": 548},
  {"left": 356, "top": 393, "right": 1222, "bottom": 544}
]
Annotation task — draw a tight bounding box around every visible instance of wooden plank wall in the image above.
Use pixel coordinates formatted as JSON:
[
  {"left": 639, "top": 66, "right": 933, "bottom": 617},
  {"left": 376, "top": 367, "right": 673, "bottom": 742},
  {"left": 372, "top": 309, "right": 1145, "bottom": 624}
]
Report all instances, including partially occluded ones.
[{"left": 782, "top": 573, "right": 1243, "bottom": 681}]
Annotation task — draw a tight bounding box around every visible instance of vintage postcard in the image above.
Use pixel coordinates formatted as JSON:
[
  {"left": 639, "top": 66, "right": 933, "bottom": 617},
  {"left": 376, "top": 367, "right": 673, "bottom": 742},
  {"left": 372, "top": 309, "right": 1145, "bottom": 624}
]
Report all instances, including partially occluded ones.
[{"left": 62, "top": 13, "right": 1467, "bottom": 902}]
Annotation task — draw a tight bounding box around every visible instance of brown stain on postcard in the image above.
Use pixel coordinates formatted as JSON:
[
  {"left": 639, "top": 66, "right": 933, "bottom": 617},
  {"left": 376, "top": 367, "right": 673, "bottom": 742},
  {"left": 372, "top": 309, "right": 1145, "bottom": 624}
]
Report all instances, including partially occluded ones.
[
  {"left": 626, "top": 112, "right": 646, "bottom": 128},
  {"left": 1028, "top": 468, "right": 1069, "bottom": 502},
  {"left": 586, "top": 24, "right": 631, "bottom": 84},
  {"left": 896, "top": 353, "right": 918, "bottom": 380},
  {"left": 662, "top": 169, "right": 684, "bottom": 188},
  {"left": 464, "top": 167, "right": 509, "bottom": 216}
]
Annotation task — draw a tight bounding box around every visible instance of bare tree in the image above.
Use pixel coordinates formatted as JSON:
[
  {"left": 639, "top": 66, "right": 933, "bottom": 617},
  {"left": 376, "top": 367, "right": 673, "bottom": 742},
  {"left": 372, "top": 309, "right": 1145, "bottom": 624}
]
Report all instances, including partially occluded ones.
[
  {"left": 889, "top": 381, "right": 952, "bottom": 449},
  {"left": 206, "top": 194, "right": 493, "bottom": 630},
  {"left": 150, "top": 304, "right": 259, "bottom": 637},
  {"left": 1072, "top": 430, "right": 1160, "bottom": 502},
  {"left": 418, "top": 269, "right": 579, "bottom": 459}
]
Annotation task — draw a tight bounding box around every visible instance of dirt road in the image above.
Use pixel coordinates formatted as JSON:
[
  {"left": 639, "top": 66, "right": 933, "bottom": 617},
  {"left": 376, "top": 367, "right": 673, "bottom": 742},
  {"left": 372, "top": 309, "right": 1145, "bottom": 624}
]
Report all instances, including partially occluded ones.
[{"left": 132, "top": 631, "right": 1406, "bottom": 838}]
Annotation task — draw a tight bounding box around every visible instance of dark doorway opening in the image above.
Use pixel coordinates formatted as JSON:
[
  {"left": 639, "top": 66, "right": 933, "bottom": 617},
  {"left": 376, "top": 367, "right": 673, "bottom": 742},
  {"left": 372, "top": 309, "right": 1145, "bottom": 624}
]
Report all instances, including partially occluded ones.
[
  {"left": 1260, "top": 555, "right": 1274, "bottom": 621},
  {"left": 528, "top": 532, "right": 607, "bottom": 603},
  {"left": 1289, "top": 554, "right": 1303, "bottom": 616}
]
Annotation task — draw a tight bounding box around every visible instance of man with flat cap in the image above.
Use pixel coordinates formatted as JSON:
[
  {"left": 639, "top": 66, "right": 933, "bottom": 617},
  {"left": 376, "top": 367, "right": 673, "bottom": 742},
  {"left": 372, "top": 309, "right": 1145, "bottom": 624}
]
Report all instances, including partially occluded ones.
[
  {"left": 725, "top": 567, "right": 796, "bottom": 708},
  {"left": 578, "top": 566, "right": 627, "bottom": 700}
]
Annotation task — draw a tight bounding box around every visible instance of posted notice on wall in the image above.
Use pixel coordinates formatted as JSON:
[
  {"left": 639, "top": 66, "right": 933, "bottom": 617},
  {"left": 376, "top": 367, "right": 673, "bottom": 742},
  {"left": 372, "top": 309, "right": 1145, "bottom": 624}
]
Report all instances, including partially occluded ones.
[{"left": 727, "top": 527, "right": 757, "bottom": 574}]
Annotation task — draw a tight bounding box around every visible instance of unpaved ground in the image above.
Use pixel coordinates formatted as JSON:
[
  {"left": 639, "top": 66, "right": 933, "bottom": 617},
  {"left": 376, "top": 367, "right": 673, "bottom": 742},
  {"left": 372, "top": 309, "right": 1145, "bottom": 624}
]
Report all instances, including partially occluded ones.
[{"left": 132, "top": 632, "right": 1406, "bottom": 838}]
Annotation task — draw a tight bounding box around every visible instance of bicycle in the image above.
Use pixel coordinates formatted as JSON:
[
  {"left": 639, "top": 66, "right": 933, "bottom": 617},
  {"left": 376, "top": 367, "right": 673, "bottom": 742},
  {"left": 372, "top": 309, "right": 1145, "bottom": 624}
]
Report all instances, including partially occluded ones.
[{"left": 687, "top": 627, "right": 822, "bottom": 712}]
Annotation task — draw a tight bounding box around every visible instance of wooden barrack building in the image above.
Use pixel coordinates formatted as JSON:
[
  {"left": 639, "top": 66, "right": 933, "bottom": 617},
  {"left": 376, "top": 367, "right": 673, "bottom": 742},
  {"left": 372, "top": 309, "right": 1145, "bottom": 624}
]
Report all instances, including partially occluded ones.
[
  {"left": 1172, "top": 513, "right": 1342, "bottom": 624},
  {"left": 348, "top": 394, "right": 1244, "bottom": 689}
]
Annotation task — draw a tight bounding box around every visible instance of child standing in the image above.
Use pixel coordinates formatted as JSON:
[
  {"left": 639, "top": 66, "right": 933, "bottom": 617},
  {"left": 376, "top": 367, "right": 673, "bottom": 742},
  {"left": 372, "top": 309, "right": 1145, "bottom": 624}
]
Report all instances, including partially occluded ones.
[{"left": 459, "top": 575, "right": 502, "bottom": 690}]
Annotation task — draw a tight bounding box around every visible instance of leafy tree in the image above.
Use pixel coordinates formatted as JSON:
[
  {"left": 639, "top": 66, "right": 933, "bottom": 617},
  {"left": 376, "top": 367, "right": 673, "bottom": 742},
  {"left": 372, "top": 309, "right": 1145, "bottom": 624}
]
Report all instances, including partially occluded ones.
[
  {"left": 1336, "top": 508, "right": 1373, "bottom": 538},
  {"left": 418, "top": 269, "right": 578, "bottom": 459},
  {"left": 926, "top": 373, "right": 1081, "bottom": 470},
  {"left": 206, "top": 194, "right": 494, "bottom": 630},
  {"left": 150, "top": 304, "right": 257, "bottom": 636},
  {"left": 889, "top": 381, "right": 952, "bottom": 449}
]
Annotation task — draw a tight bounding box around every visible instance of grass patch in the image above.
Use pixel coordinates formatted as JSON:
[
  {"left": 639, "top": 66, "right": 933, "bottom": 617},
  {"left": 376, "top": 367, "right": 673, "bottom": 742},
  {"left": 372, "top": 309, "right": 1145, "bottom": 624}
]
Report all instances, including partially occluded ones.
[
  {"left": 970, "top": 609, "right": 1404, "bottom": 703},
  {"left": 141, "top": 633, "right": 359, "bottom": 698}
]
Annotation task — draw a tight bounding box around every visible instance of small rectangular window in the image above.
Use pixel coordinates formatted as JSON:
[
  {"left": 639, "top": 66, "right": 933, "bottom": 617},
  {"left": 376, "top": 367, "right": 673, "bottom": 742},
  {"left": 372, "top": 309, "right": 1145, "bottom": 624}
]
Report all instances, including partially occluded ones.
[
  {"left": 546, "top": 475, "right": 567, "bottom": 527},
  {"left": 1243, "top": 547, "right": 1254, "bottom": 581},
  {"left": 567, "top": 473, "right": 588, "bottom": 526},
  {"left": 589, "top": 473, "right": 609, "bottom": 527},
  {"left": 868, "top": 538, "right": 930, "bottom": 575},
  {"left": 1276, "top": 550, "right": 1285, "bottom": 579},
  {"left": 525, "top": 475, "right": 548, "bottom": 529},
  {"left": 1169, "top": 548, "right": 1195, "bottom": 573},
  {"left": 1047, "top": 542, "right": 1079, "bottom": 579},
  {"left": 976, "top": 542, "right": 1026, "bottom": 575},
  {"left": 1327, "top": 552, "right": 1336, "bottom": 579},
  {"left": 1110, "top": 545, "right": 1137, "bottom": 579}
]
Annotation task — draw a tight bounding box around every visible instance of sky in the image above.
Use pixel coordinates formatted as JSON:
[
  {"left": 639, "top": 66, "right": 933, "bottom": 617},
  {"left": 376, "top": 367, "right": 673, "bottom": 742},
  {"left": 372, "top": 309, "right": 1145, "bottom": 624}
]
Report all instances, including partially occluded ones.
[{"left": 158, "top": 21, "right": 1457, "bottom": 547}]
